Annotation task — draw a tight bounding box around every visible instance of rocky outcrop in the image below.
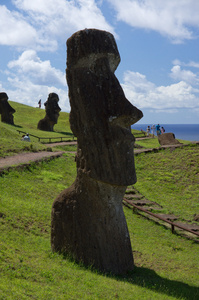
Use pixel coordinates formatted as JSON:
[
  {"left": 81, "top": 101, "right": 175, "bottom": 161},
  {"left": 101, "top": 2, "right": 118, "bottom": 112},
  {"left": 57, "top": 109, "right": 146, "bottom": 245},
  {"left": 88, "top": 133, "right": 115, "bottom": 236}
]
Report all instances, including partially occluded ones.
[
  {"left": 51, "top": 29, "right": 143, "bottom": 274},
  {"left": 0, "top": 92, "right": 15, "bottom": 125},
  {"left": 37, "top": 93, "right": 61, "bottom": 131}
]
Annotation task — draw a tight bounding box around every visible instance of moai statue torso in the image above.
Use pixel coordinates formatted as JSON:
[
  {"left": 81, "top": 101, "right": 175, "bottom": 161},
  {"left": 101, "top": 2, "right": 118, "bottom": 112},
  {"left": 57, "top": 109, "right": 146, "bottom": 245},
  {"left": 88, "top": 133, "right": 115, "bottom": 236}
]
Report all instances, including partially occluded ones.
[
  {"left": 0, "top": 92, "right": 15, "bottom": 125},
  {"left": 51, "top": 29, "right": 143, "bottom": 274},
  {"left": 37, "top": 93, "right": 61, "bottom": 131}
]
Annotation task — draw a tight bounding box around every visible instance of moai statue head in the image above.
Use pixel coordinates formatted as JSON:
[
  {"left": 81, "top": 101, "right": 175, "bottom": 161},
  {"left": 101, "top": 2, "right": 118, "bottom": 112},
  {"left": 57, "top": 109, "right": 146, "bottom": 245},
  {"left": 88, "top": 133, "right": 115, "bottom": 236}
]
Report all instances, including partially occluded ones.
[
  {"left": 37, "top": 93, "right": 61, "bottom": 131},
  {"left": 67, "top": 29, "right": 143, "bottom": 185},
  {"left": 0, "top": 92, "right": 15, "bottom": 125}
]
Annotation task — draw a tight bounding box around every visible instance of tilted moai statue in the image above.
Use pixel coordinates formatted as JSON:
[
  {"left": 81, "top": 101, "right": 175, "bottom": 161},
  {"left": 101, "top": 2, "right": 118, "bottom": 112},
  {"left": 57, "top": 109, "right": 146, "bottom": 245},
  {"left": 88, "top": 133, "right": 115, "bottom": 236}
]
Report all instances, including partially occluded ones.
[
  {"left": 37, "top": 93, "right": 61, "bottom": 131},
  {"left": 0, "top": 92, "right": 15, "bottom": 125},
  {"left": 158, "top": 132, "right": 181, "bottom": 146},
  {"left": 51, "top": 29, "right": 143, "bottom": 274}
]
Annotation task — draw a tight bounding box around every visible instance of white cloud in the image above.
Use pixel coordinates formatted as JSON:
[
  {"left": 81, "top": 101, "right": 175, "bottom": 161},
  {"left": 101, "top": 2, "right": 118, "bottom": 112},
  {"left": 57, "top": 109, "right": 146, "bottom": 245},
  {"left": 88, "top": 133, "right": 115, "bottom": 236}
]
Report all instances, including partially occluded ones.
[
  {"left": 186, "top": 61, "right": 199, "bottom": 69},
  {"left": 122, "top": 70, "right": 199, "bottom": 110},
  {"left": 8, "top": 50, "right": 66, "bottom": 86},
  {"left": 4, "top": 50, "right": 69, "bottom": 111},
  {"left": 0, "top": 0, "right": 116, "bottom": 51},
  {"left": 107, "top": 0, "right": 199, "bottom": 43},
  {"left": 173, "top": 59, "right": 199, "bottom": 69},
  {"left": 170, "top": 65, "right": 199, "bottom": 85},
  {"left": 6, "top": 76, "right": 70, "bottom": 112},
  {"left": 0, "top": 5, "right": 38, "bottom": 47}
]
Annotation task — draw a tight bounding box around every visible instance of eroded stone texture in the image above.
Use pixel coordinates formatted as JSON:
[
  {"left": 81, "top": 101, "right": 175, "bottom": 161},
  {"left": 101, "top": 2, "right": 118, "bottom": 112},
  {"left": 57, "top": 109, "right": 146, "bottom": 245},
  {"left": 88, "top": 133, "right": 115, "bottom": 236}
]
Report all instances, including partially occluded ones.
[
  {"left": 158, "top": 133, "right": 181, "bottom": 146},
  {"left": 37, "top": 93, "right": 61, "bottom": 131},
  {"left": 0, "top": 92, "right": 15, "bottom": 125},
  {"left": 51, "top": 29, "right": 143, "bottom": 274}
]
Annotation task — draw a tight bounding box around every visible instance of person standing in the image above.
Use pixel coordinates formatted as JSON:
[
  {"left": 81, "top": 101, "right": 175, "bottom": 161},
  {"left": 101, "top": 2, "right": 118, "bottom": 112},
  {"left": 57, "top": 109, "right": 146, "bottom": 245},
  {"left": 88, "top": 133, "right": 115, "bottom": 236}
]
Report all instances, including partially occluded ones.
[
  {"left": 151, "top": 124, "right": 156, "bottom": 138},
  {"left": 156, "top": 124, "right": 161, "bottom": 136},
  {"left": 146, "top": 125, "right": 150, "bottom": 137},
  {"left": 161, "top": 126, "right": 165, "bottom": 134}
]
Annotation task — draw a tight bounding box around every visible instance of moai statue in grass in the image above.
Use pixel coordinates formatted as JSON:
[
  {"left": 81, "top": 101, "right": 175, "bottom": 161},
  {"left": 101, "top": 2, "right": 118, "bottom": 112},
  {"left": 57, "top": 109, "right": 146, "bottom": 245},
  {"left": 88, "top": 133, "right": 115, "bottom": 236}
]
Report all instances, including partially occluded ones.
[
  {"left": 37, "top": 93, "right": 61, "bottom": 131},
  {"left": 0, "top": 92, "right": 15, "bottom": 125},
  {"left": 158, "top": 133, "right": 182, "bottom": 146},
  {"left": 51, "top": 29, "right": 143, "bottom": 274}
]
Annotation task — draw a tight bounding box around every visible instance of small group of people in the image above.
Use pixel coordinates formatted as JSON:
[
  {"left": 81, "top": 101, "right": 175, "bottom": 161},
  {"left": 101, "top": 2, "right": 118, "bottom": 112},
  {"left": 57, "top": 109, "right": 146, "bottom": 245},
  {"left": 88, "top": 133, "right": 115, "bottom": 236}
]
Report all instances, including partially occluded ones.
[{"left": 146, "top": 124, "right": 165, "bottom": 137}]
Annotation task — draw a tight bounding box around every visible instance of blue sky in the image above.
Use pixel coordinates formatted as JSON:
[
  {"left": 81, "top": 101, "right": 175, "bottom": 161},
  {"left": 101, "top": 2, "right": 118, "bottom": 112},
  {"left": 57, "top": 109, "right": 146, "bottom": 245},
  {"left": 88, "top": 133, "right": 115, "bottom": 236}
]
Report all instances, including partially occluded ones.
[{"left": 0, "top": 0, "right": 199, "bottom": 124}]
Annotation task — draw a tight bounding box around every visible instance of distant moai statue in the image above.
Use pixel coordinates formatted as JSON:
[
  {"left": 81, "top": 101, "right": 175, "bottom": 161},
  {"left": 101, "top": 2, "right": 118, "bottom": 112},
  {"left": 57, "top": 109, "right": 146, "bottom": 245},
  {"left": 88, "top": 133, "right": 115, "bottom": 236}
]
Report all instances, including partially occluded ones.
[
  {"left": 37, "top": 93, "right": 61, "bottom": 131},
  {"left": 51, "top": 29, "right": 143, "bottom": 274},
  {"left": 158, "top": 132, "right": 182, "bottom": 146},
  {"left": 0, "top": 92, "right": 15, "bottom": 125}
]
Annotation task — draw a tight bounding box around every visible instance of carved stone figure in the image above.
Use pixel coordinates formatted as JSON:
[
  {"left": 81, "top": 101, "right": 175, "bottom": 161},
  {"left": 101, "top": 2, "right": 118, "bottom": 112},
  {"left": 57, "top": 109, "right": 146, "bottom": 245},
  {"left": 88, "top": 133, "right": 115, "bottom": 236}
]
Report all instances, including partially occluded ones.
[
  {"left": 37, "top": 93, "right": 61, "bottom": 131},
  {"left": 51, "top": 29, "right": 143, "bottom": 274},
  {"left": 0, "top": 92, "right": 15, "bottom": 125},
  {"left": 158, "top": 133, "right": 181, "bottom": 146}
]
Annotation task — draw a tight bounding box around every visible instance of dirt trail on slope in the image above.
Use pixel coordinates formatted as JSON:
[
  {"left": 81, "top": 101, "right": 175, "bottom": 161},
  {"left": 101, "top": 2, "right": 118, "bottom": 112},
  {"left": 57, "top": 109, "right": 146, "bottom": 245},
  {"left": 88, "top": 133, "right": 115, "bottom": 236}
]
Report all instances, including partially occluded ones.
[
  {"left": 0, "top": 151, "right": 64, "bottom": 171},
  {"left": 1, "top": 140, "right": 197, "bottom": 172}
]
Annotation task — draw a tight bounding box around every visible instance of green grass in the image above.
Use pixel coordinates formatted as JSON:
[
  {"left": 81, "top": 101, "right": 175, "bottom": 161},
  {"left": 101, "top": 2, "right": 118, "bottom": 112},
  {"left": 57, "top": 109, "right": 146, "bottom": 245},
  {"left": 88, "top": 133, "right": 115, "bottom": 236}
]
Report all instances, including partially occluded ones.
[
  {"left": 0, "top": 102, "right": 199, "bottom": 298},
  {"left": 0, "top": 101, "right": 190, "bottom": 157},
  {"left": 132, "top": 129, "right": 190, "bottom": 149},
  {"left": 11, "top": 101, "right": 71, "bottom": 134},
  {"left": 135, "top": 137, "right": 160, "bottom": 148},
  {"left": 0, "top": 101, "right": 73, "bottom": 157},
  {"left": 0, "top": 154, "right": 199, "bottom": 299},
  {"left": 134, "top": 144, "right": 199, "bottom": 221}
]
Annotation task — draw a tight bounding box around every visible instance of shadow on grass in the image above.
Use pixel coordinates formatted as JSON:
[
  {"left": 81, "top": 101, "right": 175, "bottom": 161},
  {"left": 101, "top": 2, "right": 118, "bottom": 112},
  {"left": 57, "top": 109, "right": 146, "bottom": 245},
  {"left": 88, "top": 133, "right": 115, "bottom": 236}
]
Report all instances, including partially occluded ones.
[
  {"left": 115, "top": 266, "right": 199, "bottom": 300},
  {"left": 60, "top": 253, "right": 198, "bottom": 299},
  {"left": 11, "top": 124, "right": 23, "bottom": 128},
  {"left": 56, "top": 131, "right": 74, "bottom": 137}
]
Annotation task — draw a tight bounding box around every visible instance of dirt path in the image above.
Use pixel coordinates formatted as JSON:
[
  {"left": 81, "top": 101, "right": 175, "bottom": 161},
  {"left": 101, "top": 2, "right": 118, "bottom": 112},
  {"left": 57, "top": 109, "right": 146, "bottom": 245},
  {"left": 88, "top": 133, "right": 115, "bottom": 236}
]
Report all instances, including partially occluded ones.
[
  {"left": 44, "top": 141, "right": 77, "bottom": 147},
  {"left": 1, "top": 140, "right": 197, "bottom": 172},
  {"left": 0, "top": 151, "right": 64, "bottom": 171}
]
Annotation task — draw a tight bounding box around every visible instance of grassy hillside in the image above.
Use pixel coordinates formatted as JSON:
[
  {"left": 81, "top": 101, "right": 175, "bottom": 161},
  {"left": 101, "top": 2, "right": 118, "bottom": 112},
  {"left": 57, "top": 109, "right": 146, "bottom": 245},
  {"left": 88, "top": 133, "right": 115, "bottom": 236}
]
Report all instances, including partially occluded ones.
[
  {"left": 0, "top": 101, "right": 198, "bottom": 299},
  {"left": 11, "top": 101, "right": 71, "bottom": 134},
  {"left": 134, "top": 144, "right": 199, "bottom": 221},
  {"left": 0, "top": 154, "right": 199, "bottom": 299},
  {"left": 0, "top": 101, "right": 190, "bottom": 158},
  {"left": 0, "top": 101, "right": 72, "bottom": 157}
]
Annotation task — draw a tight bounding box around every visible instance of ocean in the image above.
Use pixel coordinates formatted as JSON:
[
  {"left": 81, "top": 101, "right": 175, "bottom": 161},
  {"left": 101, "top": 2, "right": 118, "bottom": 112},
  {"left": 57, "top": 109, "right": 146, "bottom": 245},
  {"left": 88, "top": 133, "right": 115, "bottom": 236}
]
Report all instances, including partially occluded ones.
[{"left": 131, "top": 124, "right": 199, "bottom": 142}]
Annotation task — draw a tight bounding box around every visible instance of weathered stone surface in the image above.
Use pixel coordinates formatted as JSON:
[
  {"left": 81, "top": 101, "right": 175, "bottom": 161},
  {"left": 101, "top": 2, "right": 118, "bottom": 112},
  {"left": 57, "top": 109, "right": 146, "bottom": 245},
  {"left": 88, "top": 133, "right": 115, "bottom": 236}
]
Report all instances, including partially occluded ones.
[
  {"left": 51, "top": 29, "right": 143, "bottom": 274},
  {"left": 37, "top": 93, "right": 61, "bottom": 131},
  {"left": 158, "top": 133, "right": 181, "bottom": 146},
  {"left": 0, "top": 92, "right": 15, "bottom": 125}
]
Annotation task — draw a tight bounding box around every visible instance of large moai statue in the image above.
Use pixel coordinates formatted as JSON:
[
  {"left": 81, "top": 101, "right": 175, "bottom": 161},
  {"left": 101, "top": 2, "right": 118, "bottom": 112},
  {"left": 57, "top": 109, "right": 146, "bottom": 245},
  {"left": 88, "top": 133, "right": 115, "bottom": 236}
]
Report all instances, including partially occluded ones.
[
  {"left": 51, "top": 29, "right": 143, "bottom": 274},
  {"left": 37, "top": 93, "right": 61, "bottom": 131},
  {"left": 0, "top": 92, "right": 15, "bottom": 125}
]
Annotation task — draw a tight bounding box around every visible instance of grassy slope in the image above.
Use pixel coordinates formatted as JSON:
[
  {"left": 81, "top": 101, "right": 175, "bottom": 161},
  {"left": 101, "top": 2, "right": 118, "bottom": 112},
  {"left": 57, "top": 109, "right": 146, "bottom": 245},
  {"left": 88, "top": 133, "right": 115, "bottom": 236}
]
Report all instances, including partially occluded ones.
[
  {"left": 0, "top": 155, "right": 198, "bottom": 299},
  {"left": 134, "top": 145, "right": 199, "bottom": 221},
  {"left": 0, "top": 101, "right": 72, "bottom": 157},
  {"left": 0, "top": 101, "right": 189, "bottom": 157},
  {"left": 11, "top": 101, "right": 71, "bottom": 134},
  {"left": 0, "top": 102, "right": 199, "bottom": 299}
]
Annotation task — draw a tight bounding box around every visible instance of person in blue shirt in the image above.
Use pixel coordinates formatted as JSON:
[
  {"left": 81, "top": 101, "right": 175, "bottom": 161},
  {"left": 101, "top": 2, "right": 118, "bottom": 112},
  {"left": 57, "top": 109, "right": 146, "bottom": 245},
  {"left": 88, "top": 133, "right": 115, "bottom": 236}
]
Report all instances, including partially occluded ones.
[{"left": 156, "top": 124, "right": 161, "bottom": 136}]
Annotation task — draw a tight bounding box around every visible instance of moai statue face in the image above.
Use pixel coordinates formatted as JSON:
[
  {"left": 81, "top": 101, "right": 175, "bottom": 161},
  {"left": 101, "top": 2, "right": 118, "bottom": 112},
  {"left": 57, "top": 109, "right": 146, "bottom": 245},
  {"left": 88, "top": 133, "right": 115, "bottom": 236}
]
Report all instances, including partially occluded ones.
[
  {"left": 67, "top": 29, "right": 143, "bottom": 186},
  {"left": 0, "top": 92, "right": 15, "bottom": 125},
  {"left": 45, "top": 93, "right": 61, "bottom": 124}
]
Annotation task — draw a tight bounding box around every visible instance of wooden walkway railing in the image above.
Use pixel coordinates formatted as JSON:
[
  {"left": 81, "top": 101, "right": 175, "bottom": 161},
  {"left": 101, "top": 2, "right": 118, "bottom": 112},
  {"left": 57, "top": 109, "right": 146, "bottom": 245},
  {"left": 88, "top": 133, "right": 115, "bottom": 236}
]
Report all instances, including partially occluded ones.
[
  {"left": 17, "top": 130, "right": 76, "bottom": 143},
  {"left": 124, "top": 198, "right": 199, "bottom": 237}
]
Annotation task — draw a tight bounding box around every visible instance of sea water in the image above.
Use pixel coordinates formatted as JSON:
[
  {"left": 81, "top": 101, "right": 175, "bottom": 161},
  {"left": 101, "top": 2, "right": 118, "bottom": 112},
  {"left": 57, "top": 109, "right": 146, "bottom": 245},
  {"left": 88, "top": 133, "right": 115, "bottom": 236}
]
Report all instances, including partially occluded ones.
[{"left": 131, "top": 124, "right": 199, "bottom": 142}]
